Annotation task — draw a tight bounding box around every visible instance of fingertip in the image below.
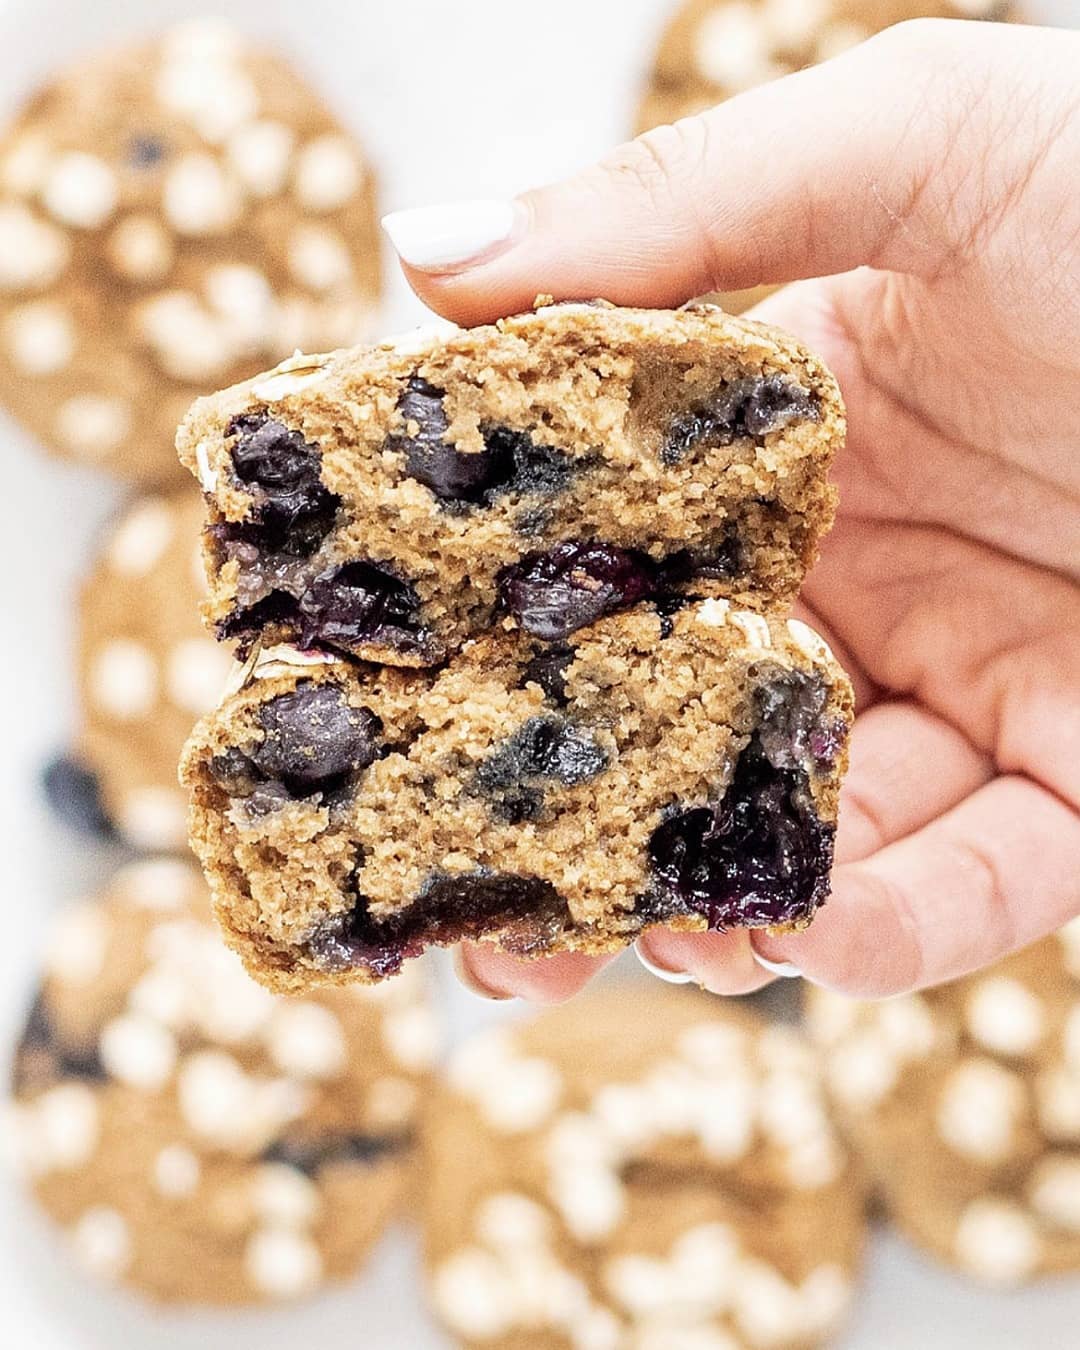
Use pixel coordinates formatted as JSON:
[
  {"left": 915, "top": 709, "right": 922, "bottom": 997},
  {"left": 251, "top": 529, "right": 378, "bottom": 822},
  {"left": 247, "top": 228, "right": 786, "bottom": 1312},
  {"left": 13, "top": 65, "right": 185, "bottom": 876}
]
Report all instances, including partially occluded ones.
[
  {"left": 637, "top": 928, "right": 773, "bottom": 996},
  {"left": 454, "top": 942, "right": 611, "bottom": 1004}
]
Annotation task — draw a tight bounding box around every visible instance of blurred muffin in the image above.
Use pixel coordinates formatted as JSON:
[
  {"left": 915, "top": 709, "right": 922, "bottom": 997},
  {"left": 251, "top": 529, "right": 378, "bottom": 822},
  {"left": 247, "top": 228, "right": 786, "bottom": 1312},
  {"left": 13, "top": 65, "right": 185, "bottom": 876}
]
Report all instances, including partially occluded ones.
[
  {"left": 636, "top": 0, "right": 1017, "bottom": 313},
  {"left": 425, "top": 987, "right": 864, "bottom": 1349},
  {"left": 58, "top": 492, "right": 231, "bottom": 851},
  {"left": 0, "top": 17, "right": 381, "bottom": 483},
  {"left": 806, "top": 929, "right": 1080, "bottom": 1285},
  {"left": 4, "top": 859, "right": 439, "bottom": 1303}
]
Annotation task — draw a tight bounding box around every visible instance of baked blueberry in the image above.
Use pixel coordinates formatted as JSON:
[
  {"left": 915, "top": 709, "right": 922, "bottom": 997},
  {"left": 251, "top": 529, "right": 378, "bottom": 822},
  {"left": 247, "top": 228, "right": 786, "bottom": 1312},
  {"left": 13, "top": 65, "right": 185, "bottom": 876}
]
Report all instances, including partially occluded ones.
[
  {"left": 501, "top": 541, "right": 658, "bottom": 640},
  {"left": 251, "top": 683, "right": 381, "bottom": 795},
  {"left": 663, "top": 375, "right": 819, "bottom": 464}
]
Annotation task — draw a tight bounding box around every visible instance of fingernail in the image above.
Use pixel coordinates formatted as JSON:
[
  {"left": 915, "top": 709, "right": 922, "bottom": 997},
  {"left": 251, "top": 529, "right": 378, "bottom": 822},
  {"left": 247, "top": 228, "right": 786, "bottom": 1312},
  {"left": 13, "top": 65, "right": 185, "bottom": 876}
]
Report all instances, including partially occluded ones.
[
  {"left": 749, "top": 939, "right": 803, "bottom": 979},
  {"left": 635, "top": 941, "right": 696, "bottom": 985},
  {"left": 382, "top": 199, "right": 522, "bottom": 273},
  {"left": 452, "top": 946, "right": 513, "bottom": 1001}
]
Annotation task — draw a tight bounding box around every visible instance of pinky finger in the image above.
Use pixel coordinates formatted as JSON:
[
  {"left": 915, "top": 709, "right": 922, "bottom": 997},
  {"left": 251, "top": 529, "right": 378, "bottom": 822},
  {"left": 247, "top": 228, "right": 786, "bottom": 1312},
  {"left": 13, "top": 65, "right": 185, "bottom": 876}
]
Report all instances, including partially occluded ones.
[{"left": 454, "top": 942, "right": 615, "bottom": 1003}]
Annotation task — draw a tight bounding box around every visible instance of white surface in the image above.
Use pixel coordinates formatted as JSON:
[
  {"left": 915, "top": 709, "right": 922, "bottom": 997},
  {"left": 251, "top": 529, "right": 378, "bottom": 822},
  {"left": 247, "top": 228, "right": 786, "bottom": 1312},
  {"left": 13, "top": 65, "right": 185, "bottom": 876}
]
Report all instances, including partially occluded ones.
[{"left": 0, "top": 1, "right": 1077, "bottom": 1347}]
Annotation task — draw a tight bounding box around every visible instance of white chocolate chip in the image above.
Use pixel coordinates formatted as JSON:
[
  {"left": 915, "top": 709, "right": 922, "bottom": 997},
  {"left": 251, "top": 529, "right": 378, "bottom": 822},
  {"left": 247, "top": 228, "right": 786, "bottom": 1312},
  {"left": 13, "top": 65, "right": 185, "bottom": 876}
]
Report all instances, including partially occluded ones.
[
  {"left": 3, "top": 301, "right": 75, "bottom": 375},
  {"left": 671, "top": 1222, "right": 741, "bottom": 1305},
  {"left": 604, "top": 1252, "right": 678, "bottom": 1316},
  {"left": 106, "top": 214, "right": 174, "bottom": 283},
  {"left": 381, "top": 1004, "right": 440, "bottom": 1072},
  {"left": 549, "top": 1164, "right": 624, "bottom": 1242},
  {"left": 115, "top": 857, "right": 195, "bottom": 910},
  {"left": 164, "top": 154, "right": 243, "bottom": 235},
  {"left": 875, "top": 995, "right": 937, "bottom": 1059},
  {"left": 70, "top": 1207, "right": 132, "bottom": 1281},
  {"left": 954, "top": 1198, "right": 1040, "bottom": 1285},
  {"left": 1037, "top": 1066, "right": 1080, "bottom": 1139},
  {"left": 153, "top": 1144, "right": 201, "bottom": 1198},
  {"left": 195, "top": 440, "right": 219, "bottom": 492},
  {"left": 695, "top": 2, "right": 781, "bottom": 90},
  {"left": 45, "top": 902, "right": 110, "bottom": 984},
  {"left": 42, "top": 153, "right": 117, "bottom": 229},
  {"left": 432, "top": 1247, "right": 515, "bottom": 1339},
  {"left": 800, "top": 1263, "right": 853, "bottom": 1335},
  {"left": 166, "top": 638, "right": 232, "bottom": 714},
  {"left": 636, "top": 1329, "right": 739, "bottom": 1350},
  {"left": 677, "top": 1019, "right": 747, "bottom": 1067},
  {"left": 36, "top": 1083, "right": 100, "bottom": 1172},
  {"left": 164, "top": 17, "right": 241, "bottom": 61},
  {"left": 205, "top": 263, "right": 275, "bottom": 347},
  {"left": 480, "top": 1055, "right": 563, "bottom": 1133},
  {"left": 0, "top": 203, "right": 70, "bottom": 290},
  {"left": 1057, "top": 917, "right": 1080, "bottom": 978},
  {"left": 1063, "top": 1004, "right": 1080, "bottom": 1070},
  {"left": 696, "top": 597, "right": 732, "bottom": 628},
  {"left": 244, "top": 1226, "right": 323, "bottom": 1299},
  {"left": 138, "top": 290, "right": 236, "bottom": 382},
  {"left": 785, "top": 618, "right": 833, "bottom": 664},
  {"left": 178, "top": 1051, "right": 306, "bottom": 1153},
  {"left": 732, "top": 1258, "right": 805, "bottom": 1348},
  {"left": 965, "top": 977, "right": 1045, "bottom": 1057},
  {"left": 107, "top": 499, "right": 175, "bottom": 576},
  {"left": 762, "top": 0, "right": 829, "bottom": 47},
  {"left": 293, "top": 134, "right": 362, "bottom": 211},
  {"left": 156, "top": 55, "right": 257, "bottom": 144},
  {"left": 827, "top": 1030, "right": 899, "bottom": 1112},
  {"left": 1029, "top": 1154, "right": 1080, "bottom": 1232},
  {"left": 89, "top": 639, "right": 158, "bottom": 720},
  {"left": 951, "top": 0, "right": 1000, "bottom": 14},
  {"left": 227, "top": 119, "right": 295, "bottom": 197},
  {"left": 367, "top": 1075, "right": 419, "bottom": 1128},
  {"left": 287, "top": 224, "right": 352, "bottom": 292},
  {"left": 936, "top": 1059, "right": 1024, "bottom": 1164},
  {"left": 572, "top": 1306, "right": 623, "bottom": 1350},
  {"left": 100, "top": 1014, "right": 178, "bottom": 1090},
  {"left": 729, "top": 609, "right": 773, "bottom": 648},
  {"left": 116, "top": 787, "right": 190, "bottom": 851},
  {"left": 266, "top": 1002, "right": 348, "bottom": 1080},
  {"left": 251, "top": 1163, "right": 322, "bottom": 1226},
  {"left": 56, "top": 394, "right": 131, "bottom": 459}
]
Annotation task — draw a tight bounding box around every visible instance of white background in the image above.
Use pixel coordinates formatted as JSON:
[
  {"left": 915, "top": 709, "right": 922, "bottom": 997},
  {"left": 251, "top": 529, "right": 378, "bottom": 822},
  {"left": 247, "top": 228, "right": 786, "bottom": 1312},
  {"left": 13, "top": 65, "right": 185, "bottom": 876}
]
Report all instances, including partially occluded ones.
[{"left": 0, "top": 1, "right": 1078, "bottom": 1346}]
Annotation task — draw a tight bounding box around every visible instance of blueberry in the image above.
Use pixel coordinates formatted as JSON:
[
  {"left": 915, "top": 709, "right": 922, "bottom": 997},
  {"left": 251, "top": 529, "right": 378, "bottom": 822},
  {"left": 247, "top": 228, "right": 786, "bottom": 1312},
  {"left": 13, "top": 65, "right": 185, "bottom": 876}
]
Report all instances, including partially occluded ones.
[
  {"left": 15, "top": 993, "right": 106, "bottom": 1094},
  {"left": 500, "top": 541, "right": 658, "bottom": 640},
  {"left": 647, "top": 737, "right": 834, "bottom": 927},
  {"left": 261, "top": 1132, "right": 402, "bottom": 1175},
  {"left": 41, "top": 755, "right": 115, "bottom": 839},
  {"left": 477, "top": 715, "right": 607, "bottom": 793},
  {"left": 663, "top": 375, "right": 819, "bottom": 464},
  {"left": 394, "top": 377, "right": 575, "bottom": 506},
  {"left": 251, "top": 683, "right": 381, "bottom": 795},
  {"left": 297, "top": 560, "right": 429, "bottom": 657},
  {"left": 226, "top": 414, "right": 339, "bottom": 556},
  {"left": 754, "top": 671, "right": 829, "bottom": 772},
  {"left": 308, "top": 871, "right": 567, "bottom": 977},
  {"left": 520, "top": 646, "right": 576, "bottom": 705},
  {"left": 209, "top": 747, "right": 262, "bottom": 796},
  {"left": 128, "top": 134, "right": 167, "bottom": 169},
  {"left": 217, "top": 590, "right": 301, "bottom": 649}
]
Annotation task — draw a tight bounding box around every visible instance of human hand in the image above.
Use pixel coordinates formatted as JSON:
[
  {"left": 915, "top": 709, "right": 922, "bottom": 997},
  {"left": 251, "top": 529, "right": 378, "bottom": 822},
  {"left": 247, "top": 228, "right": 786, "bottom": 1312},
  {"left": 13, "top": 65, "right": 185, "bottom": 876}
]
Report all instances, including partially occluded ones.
[{"left": 383, "top": 18, "right": 1080, "bottom": 1003}]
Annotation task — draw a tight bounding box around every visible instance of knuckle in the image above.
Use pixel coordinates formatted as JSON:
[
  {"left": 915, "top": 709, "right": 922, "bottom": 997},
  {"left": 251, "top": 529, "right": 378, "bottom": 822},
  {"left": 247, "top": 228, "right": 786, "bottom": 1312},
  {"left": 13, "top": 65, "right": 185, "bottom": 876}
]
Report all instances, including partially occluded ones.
[{"left": 598, "top": 118, "right": 711, "bottom": 211}]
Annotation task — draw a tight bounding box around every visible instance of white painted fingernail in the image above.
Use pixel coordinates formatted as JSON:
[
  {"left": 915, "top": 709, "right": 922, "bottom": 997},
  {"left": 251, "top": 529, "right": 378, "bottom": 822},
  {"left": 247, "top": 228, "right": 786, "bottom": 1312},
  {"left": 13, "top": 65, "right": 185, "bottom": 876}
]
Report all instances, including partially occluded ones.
[
  {"left": 382, "top": 199, "right": 521, "bottom": 273},
  {"left": 635, "top": 942, "right": 696, "bottom": 985},
  {"left": 750, "top": 941, "right": 802, "bottom": 979}
]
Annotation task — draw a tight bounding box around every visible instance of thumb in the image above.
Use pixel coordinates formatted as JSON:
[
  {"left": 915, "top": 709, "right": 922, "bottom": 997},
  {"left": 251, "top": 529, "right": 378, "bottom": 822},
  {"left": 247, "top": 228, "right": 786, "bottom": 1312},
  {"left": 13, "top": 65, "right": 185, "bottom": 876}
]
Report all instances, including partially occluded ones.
[{"left": 382, "top": 18, "right": 1053, "bottom": 326}]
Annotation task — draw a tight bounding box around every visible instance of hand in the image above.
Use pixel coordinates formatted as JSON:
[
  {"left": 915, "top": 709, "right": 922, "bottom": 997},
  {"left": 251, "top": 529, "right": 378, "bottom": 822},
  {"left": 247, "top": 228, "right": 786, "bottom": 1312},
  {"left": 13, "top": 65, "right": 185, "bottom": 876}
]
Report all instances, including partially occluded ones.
[{"left": 384, "top": 18, "right": 1080, "bottom": 1003}]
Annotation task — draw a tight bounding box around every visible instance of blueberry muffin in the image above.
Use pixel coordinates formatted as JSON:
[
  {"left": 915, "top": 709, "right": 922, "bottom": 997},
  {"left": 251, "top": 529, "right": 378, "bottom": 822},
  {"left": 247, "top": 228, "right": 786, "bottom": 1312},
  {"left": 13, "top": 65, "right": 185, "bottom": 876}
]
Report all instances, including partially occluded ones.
[
  {"left": 806, "top": 929, "right": 1080, "bottom": 1285},
  {"left": 0, "top": 18, "right": 380, "bottom": 483},
  {"left": 425, "top": 987, "right": 865, "bottom": 1350},
  {"left": 50, "top": 493, "right": 232, "bottom": 850},
  {"left": 178, "top": 301, "right": 843, "bottom": 668},
  {"left": 4, "top": 859, "right": 438, "bottom": 1303},
  {"left": 181, "top": 602, "right": 852, "bottom": 992}
]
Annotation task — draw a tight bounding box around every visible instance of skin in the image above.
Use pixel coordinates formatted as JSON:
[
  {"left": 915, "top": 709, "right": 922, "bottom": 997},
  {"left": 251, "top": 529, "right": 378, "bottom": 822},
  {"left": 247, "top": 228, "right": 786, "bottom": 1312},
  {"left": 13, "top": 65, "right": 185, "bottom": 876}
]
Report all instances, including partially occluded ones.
[{"left": 393, "top": 20, "right": 1080, "bottom": 1003}]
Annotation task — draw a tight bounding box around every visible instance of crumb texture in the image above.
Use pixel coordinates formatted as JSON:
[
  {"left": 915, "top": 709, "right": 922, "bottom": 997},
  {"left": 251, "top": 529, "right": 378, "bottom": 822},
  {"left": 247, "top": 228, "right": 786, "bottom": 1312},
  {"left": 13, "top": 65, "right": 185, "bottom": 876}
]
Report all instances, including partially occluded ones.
[
  {"left": 180, "top": 303, "right": 843, "bottom": 666},
  {"left": 182, "top": 603, "right": 852, "bottom": 991}
]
